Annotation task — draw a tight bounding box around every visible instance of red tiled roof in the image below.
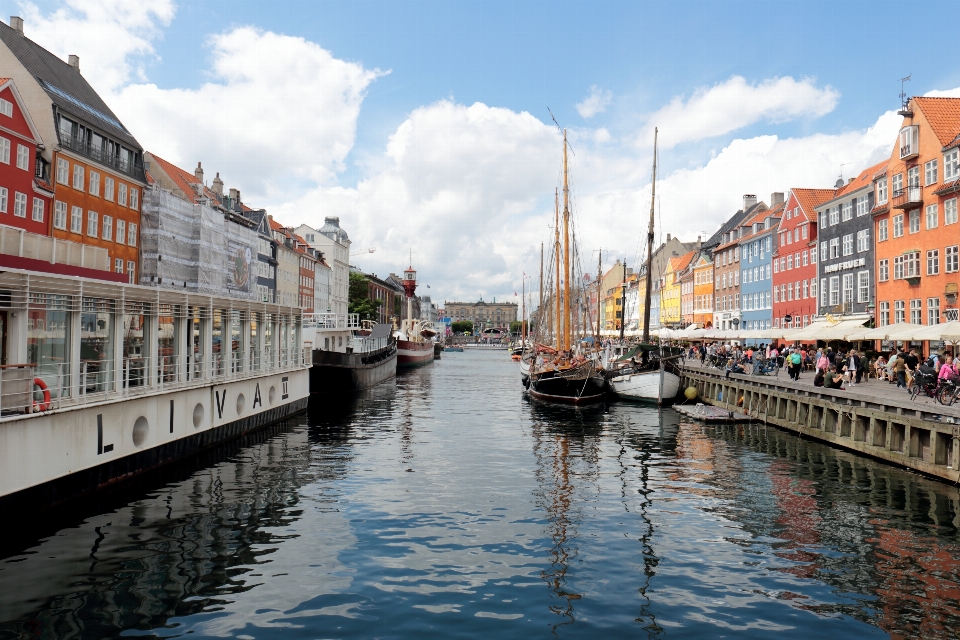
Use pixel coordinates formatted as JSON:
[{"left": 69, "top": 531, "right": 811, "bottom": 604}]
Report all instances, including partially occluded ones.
[
  {"left": 671, "top": 250, "right": 695, "bottom": 273},
  {"left": 743, "top": 201, "right": 784, "bottom": 229},
  {"left": 790, "top": 188, "right": 836, "bottom": 221},
  {"left": 148, "top": 153, "right": 218, "bottom": 204},
  {"left": 33, "top": 177, "right": 53, "bottom": 193},
  {"left": 269, "top": 218, "right": 285, "bottom": 232},
  {"left": 0, "top": 78, "right": 10, "bottom": 85},
  {"left": 913, "top": 97, "right": 960, "bottom": 147},
  {"left": 830, "top": 160, "right": 887, "bottom": 200}
]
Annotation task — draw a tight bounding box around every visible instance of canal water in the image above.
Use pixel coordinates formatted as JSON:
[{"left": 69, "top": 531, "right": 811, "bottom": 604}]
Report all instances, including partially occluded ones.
[{"left": 2, "top": 350, "right": 960, "bottom": 639}]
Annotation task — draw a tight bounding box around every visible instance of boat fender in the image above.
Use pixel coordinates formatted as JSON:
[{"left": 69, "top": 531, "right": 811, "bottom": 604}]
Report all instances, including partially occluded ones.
[
  {"left": 684, "top": 387, "right": 698, "bottom": 400},
  {"left": 33, "top": 378, "right": 51, "bottom": 412}
]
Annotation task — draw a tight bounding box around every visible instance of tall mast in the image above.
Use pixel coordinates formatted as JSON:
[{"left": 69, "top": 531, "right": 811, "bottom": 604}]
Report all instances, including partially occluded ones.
[
  {"left": 642, "top": 128, "right": 658, "bottom": 343},
  {"left": 521, "top": 275, "right": 526, "bottom": 342},
  {"left": 562, "top": 129, "right": 571, "bottom": 352},
  {"left": 539, "top": 242, "right": 544, "bottom": 342},
  {"left": 554, "top": 187, "right": 561, "bottom": 350},
  {"left": 595, "top": 249, "right": 602, "bottom": 341},
  {"left": 620, "top": 258, "right": 626, "bottom": 342}
]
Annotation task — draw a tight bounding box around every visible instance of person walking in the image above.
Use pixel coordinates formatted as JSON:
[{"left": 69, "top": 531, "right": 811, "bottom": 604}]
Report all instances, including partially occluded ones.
[
  {"left": 788, "top": 349, "right": 802, "bottom": 381},
  {"left": 893, "top": 354, "right": 907, "bottom": 389}
]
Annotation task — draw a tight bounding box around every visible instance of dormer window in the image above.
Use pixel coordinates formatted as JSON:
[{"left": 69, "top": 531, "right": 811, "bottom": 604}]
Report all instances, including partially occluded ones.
[{"left": 899, "top": 125, "right": 919, "bottom": 160}]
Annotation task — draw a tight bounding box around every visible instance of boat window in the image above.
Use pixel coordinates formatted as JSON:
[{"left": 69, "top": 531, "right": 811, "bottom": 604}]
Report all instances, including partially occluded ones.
[
  {"left": 249, "top": 313, "right": 259, "bottom": 371},
  {"left": 28, "top": 293, "right": 72, "bottom": 397},
  {"left": 230, "top": 311, "right": 242, "bottom": 374},
  {"left": 212, "top": 310, "right": 225, "bottom": 376},
  {"left": 158, "top": 304, "right": 177, "bottom": 384},
  {"left": 263, "top": 313, "right": 273, "bottom": 367},
  {"left": 80, "top": 297, "right": 114, "bottom": 394},
  {"left": 123, "top": 301, "right": 147, "bottom": 389}
]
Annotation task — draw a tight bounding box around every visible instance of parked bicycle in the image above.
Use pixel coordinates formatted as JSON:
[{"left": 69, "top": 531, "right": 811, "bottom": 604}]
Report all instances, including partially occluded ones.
[
  {"left": 936, "top": 378, "right": 960, "bottom": 406},
  {"left": 752, "top": 357, "right": 779, "bottom": 376},
  {"left": 908, "top": 366, "right": 940, "bottom": 401}
]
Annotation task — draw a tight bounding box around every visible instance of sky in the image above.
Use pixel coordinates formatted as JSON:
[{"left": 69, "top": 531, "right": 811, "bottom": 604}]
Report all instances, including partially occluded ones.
[{"left": 4, "top": 0, "right": 960, "bottom": 306}]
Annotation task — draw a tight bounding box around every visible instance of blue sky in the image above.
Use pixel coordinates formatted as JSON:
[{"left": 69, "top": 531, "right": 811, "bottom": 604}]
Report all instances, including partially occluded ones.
[{"left": 6, "top": 0, "right": 960, "bottom": 301}]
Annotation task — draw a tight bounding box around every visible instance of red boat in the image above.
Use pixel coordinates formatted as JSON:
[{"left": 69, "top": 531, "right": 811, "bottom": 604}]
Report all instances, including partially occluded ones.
[
  {"left": 397, "top": 337, "right": 435, "bottom": 368},
  {"left": 396, "top": 260, "right": 436, "bottom": 369}
]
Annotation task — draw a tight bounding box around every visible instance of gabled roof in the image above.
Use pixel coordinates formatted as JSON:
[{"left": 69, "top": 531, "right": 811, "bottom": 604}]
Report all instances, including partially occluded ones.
[
  {"left": 704, "top": 201, "right": 767, "bottom": 249},
  {"left": 789, "top": 188, "right": 835, "bottom": 221},
  {"left": 742, "top": 201, "right": 784, "bottom": 230},
  {"left": 913, "top": 97, "right": 960, "bottom": 147},
  {"left": 148, "top": 153, "right": 217, "bottom": 204},
  {"left": 818, "top": 160, "right": 887, "bottom": 207},
  {"left": 0, "top": 77, "right": 43, "bottom": 143},
  {"left": 670, "top": 250, "right": 695, "bottom": 273},
  {"left": 0, "top": 21, "right": 140, "bottom": 148}
]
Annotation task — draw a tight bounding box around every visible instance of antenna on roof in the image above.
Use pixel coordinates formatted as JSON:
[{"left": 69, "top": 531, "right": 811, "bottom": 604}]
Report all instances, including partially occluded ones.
[
  {"left": 837, "top": 162, "right": 851, "bottom": 188},
  {"left": 899, "top": 74, "right": 912, "bottom": 114}
]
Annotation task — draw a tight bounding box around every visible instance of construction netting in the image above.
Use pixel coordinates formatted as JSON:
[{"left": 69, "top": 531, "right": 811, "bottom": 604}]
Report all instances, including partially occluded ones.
[{"left": 140, "top": 186, "right": 258, "bottom": 300}]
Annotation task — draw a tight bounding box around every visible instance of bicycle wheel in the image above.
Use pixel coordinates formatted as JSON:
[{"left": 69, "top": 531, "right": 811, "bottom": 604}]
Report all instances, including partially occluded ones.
[
  {"left": 908, "top": 381, "right": 921, "bottom": 401},
  {"left": 937, "top": 385, "right": 955, "bottom": 406}
]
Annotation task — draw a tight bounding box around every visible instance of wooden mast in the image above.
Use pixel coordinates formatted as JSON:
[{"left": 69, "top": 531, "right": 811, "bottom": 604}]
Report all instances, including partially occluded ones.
[
  {"left": 521, "top": 274, "right": 526, "bottom": 342},
  {"left": 554, "top": 188, "right": 561, "bottom": 350},
  {"left": 539, "top": 242, "right": 544, "bottom": 343},
  {"left": 642, "top": 128, "right": 658, "bottom": 344},
  {"left": 595, "top": 249, "right": 602, "bottom": 341},
  {"left": 620, "top": 258, "right": 627, "bottom": 341},
  {"left": 562, "top": 129, "right": 571, "bottom": 352}
]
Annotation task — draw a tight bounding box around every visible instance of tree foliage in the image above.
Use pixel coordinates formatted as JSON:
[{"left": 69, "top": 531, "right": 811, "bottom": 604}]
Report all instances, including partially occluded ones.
[
  {"left": 348, "top": 272, "right": 381, "bottom": 321},
  {"left": 451, "top": 320, "right": 473, "bottom": 334}
]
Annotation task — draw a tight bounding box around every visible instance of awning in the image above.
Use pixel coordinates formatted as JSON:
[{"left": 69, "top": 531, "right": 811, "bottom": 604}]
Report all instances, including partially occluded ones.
[
  {"left": 910, "top": 321, "right": 960, "bottom": 342},
  {"left": 844, "top": 323, "right": 924, "bottom": 341},
  {"left": 782, "top": 316, "right": 872, "bottom": 341}
]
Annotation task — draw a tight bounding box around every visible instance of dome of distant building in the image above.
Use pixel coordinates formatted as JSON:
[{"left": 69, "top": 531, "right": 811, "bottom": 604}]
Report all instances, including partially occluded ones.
[{"left": 320, "top": 216, "right": 349, "bottom": 242}]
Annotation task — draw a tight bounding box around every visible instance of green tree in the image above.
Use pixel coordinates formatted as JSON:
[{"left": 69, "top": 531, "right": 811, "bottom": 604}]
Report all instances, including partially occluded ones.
[
  {"left": 509, "top": 320, "right": 528, "bottom": 334},
  {"left": 348, "top": 272, "right": 381, "bottom": 321},
  {"left": 451, "top": 320, "right": 473, "bottom": 334}
]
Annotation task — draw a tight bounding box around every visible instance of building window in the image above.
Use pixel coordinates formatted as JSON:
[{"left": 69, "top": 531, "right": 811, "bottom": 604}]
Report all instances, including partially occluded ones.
[
  {"left": 948, "top": 246, "right": 960, "bottom": 273},
  {"left": 879, "top": 301, "right": 890, "bottom": 326},
  {"left": 128, "top": 223, "right": 137, "bottom": 246},
  {"left": 54, "top": 201, "right": 66, "bottom": 230},
  {"left": 928, "top": 249, "right": 940, "bottom": 275},
  {"left": 13, "top": 192, "right": 26, "bottom": 218},
  {"left": 70, "top": 206, "right": 82, "bottom": 233},
  {"left": 829, "top": 237, "right": 840, "bottom": 258},
  {"left": 0, "top": 137, "right": 9, "bottom": 164},
  {"left": 810, "top": 248, "right": 817, "bottom": 264},
  {"left": 894, "top": 255, "right": 904, "bottom": 280},
  {"left": 104, "top": 177, "right": 114, "bottom": 201},
  {"left": 72, "top": 165, "right": 84, "bottom": 190},
  {"left": 857, "top": 271, "right": 869, "bottom": 303},
  {"left": 908, "top": 166, "right": 920, "bottom": 188},
  {"left": 802, "top": 252, "right": 808, "bottom": 266},
  {"left": 946, "top": 149, "right": 960, "bottom": 181},
  {"left": 925, "top": 159, "right": 938, "bottom": 185},
  {"left": 908, "top": 209, "right": 920, "bottom": 233},
  {"left": 879, "top": 259, "right": 889, "bottom": 281},
  {"left": 926, "top": 204, "right": 938, "bottom": 229},
  {"left": 895, "top": 300, "right": 905, "bottom": 324},
  {"left": 929, "top": 297, "right": 941, "bottom": 325},
  {"left": 893, "top": 173, "right": 903, "bottom": 194},
  {"left": 89, "top": 171, "right": 100, "bottom": 197},
  {"left": 802, "top": 224, "right": 808, "bottom": 239},
  {"left": 87, "top": 210, "right": 98, "bottom": 237},
  {"left": 129, "top": 188, "right": 138, "bottom": 210},
  {"left": 877, "top": 177, "right": 888, "bottom": 204},
  {"left": 842, "top": 202, "right": 853, "bottom": 221},
  {"left": 116, "top": 219, "right": 125, "bottom": 245},
  {"left": 910, "top": 299, "right": 922, "bottom": 324},
  {"left": 0, "top": 98, "right": 11, "bottom": 117},
  {"left": 115, "top": 258, "right": 123, "bottom": 273},
  {"left": 0, "top": 187, "right": 7, "bottom": 213},
  {"left": 118, "top": 183, "right": 127, "bottom": 207},
  {"left": 56, "top": 158, "right": 68, "bottom": 184},
  {"left": 102, "top": 215, "right": 112, "bottom": 241},
  {"left": 127, "top": 262, "right": 136, "bottom": 284},
  {"left": 878, "top": 219, "right": 888, "bottom": 241},
  {"left": 855, "top": 197, "right": 869, "bottom": 217},
  {"left": 842, "top": 273, "right": 854, "bottom": 304},
  {"left": 893, "top": 214, "right": 904, "bottom": 237},
  {"left": 31, "top": 197, "right": 43, "bottom": 222},
  {"left": 856, "top": 229, "right": 869, "bottom": 253},
  {"left": 829, "top": 276, "right": 840, "bottom": 305},
  {"left": 803, "top": 280, "right": 809, "bottom": 298},
  {"left": 16, "top": 143, "right": 28, "bottom": 170},
  {"left": 829, "top": 207, "right": 840, "bottom": 226}
]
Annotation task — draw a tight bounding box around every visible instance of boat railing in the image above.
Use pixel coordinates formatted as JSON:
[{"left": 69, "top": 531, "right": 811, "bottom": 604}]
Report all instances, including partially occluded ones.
[
  {"left": 3, "top": 347, "right": 311, "bottom": 419},
  {"left": 348, "top": 335, "right": 390, "bottom": 354},
  {"left": 302, "top": 313, "right": 360, "bottom": 330}
]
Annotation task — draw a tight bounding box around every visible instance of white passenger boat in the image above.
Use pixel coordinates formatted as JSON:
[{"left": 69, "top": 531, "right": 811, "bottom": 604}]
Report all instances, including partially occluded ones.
[
  {"left": 0, "top": 267, "right": 310, "bottom": 512},
  {"left": 606, "top": 361, "right": 681, "bottom": 404}
]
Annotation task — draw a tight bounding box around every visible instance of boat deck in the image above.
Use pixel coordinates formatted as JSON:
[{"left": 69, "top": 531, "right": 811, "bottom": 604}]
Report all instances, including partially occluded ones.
[{"left": 674, "top": 403, "right": 755, "bottom": 423}]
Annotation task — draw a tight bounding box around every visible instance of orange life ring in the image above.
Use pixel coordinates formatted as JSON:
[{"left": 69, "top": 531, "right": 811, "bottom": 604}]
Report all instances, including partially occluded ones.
[{"left": 33, "top": 377, "right": 50, "bottom": 412}]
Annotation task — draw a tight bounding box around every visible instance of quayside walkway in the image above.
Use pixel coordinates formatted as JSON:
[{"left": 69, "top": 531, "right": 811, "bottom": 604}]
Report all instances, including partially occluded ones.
[{"left": 679, "top": 360, "right": 960, "bottom": 483}]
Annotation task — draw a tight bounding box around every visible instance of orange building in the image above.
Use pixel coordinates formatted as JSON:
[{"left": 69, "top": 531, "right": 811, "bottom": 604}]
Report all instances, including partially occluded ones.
[
  {"left": 691, "top": 251, "right": 714, "bottom": 328},
  {"left": 873, "top": 97, "right": 960, "bottom": 343}
]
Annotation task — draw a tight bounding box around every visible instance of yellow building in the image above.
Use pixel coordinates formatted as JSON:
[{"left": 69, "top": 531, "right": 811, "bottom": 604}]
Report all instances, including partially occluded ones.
[
  {"left": 660, "top": 252, "right": 694, "bottom": 328},
  {"left": 600, "top": 260, "right": 630, "bottom": 331}
]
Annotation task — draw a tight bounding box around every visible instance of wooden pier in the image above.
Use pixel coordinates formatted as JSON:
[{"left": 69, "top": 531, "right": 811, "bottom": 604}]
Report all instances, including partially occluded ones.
[
  {"left": 679, "top": 362, "right": 960, "bottom": 483},
  {"left": 674, "top": 404, "right": 755, "bottom": 423}
]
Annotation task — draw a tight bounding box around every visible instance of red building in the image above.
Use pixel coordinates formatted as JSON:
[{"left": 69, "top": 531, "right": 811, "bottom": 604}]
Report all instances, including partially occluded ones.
[
  {"left": 0, "top": 78, "right": 52, "bottom": 236},
  {"left": 773, "top": 188, "right": 833, "bottom": 329}
]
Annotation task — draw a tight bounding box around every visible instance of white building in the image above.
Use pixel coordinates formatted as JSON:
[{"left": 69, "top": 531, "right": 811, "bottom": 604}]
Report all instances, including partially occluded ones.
[
  {"left": 315, "top": 257, "right": 331, "bottom": 313},
  {"left": 296, "top": 218, "right": 350, "bottom": 315}
]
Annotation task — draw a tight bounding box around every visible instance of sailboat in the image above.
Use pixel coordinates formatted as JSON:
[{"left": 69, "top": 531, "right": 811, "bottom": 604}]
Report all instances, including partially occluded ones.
[
  {"left": 526, "top": 130, "right": 606, "bottom": 405},
  {"left": 606, "top": 128, "right": 683, "bottom": 404}
]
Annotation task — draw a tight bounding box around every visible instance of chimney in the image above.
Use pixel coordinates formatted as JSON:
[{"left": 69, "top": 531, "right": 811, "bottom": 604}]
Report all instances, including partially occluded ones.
[
  {"left": 666, "top": 233, "right": 672, "bottom": 242},
  {"left": 229, "top": 188, "right": 239, "bottom": 202},
  {"left": 743, "top": 194, "right": 757, "bottom": 211},
  {"left": 770, "top": 192, "right": 785, "bottom": 206},
  {"left": 10, "top": 16, "right": 23, "bottom": 35},
  {"left": 194, "top": 161, "right": 203, "bottom": 183},
  {"left": 697, "top": 235, "right": 702, "bottom": 248},
  {"left": 67, "top": 54, "right": 79, "bottom": 70},
  {"left": 212, "top": 172, "right": 224, "bottom": 196},
  {"left": 848, "top": 178, "right": 854, "bottom": 184}
]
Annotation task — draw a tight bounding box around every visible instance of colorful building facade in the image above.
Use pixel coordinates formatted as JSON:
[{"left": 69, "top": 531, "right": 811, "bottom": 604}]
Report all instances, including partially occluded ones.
[{"left": 772, "top": 188, "right": 832, "bottom": 329}]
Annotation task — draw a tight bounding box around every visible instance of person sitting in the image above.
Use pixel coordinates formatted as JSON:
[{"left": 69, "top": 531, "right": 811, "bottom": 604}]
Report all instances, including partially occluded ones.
[
  {"left": 824, "top": 365, "right": 845, "bottom": 389},
  {"left": 725, "top": 360, "right": 745, "bottom": 379},
  {"left": 814, "top": 368, "right": 825, "bottom": 387},
  {"left": 874, "top": 355, "right": 888, "bottom": 381},
  {"left": 938, "top": 355, "right": 957, "bottom": 383}
]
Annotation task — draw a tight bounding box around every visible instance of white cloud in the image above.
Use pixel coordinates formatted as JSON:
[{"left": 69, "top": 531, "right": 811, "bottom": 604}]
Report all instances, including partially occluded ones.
[
  {"left": 575, "top": 85, "right": 612, "bottom": 119},
  {"left": 19, "top": 0, "right": 175, "bottom": 93},
  {"left": 113, "top": 27, "right": 384, "bottom": 196},
  {"left": 642, "top": 75, "right": 840, "bottom": 149}
]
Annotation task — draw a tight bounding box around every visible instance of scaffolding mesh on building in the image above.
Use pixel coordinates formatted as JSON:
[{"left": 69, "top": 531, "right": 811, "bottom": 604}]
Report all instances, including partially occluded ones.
[{"left": 140, "top": 187, "right": 258, "bottom": 300}]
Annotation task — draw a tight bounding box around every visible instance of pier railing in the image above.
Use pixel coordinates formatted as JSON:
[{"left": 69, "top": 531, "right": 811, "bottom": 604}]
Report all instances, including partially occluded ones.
[
  {"left": 3, "top": 347, "right": 310, "bottom": 418},
  {"left": 302, "top": 313, "right": 360, "bottom": 330},
  {"left": 348, "top": 335, "right": 390, "bottom": 354}
]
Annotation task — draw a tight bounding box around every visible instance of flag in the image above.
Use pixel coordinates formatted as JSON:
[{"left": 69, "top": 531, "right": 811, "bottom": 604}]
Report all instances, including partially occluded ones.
[{"left": 514, "top": 292, "right": 517, "bottom": 296}]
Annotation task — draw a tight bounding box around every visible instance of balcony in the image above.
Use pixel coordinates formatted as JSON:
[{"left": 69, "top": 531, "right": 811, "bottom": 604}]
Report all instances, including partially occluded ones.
[
  {"left": 59, "top": 134, "right": 145, "bottom": 181},
  {"left": 899, "top": 125, "right": 919, "bottom": 160},
  {"left": 892, "top": 186, "right": 922, "bottom": 210}
]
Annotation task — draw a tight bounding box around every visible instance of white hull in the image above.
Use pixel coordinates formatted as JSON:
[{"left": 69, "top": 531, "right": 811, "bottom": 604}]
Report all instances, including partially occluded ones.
[{"left": 608, "top": 368, "right": 681, "bottom": 404}]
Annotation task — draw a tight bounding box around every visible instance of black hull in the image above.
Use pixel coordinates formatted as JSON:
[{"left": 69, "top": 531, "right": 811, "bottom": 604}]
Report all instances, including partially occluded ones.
[
  {"left": 310, "top": 345, "right": 398, "bottom": 393},
  {"left": 528, "top": 372, "right": 606, "bottom": 405}
]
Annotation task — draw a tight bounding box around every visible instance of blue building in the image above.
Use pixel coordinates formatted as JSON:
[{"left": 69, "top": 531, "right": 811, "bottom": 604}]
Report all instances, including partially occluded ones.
[{"left": 738, "top": 201, "right": 784, "bottom": 342}]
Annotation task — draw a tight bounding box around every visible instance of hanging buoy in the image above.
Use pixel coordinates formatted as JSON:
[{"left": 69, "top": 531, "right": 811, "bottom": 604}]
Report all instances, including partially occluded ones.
[
  {"left": 684, "top": 386, "right": 698, "bottom": 400},
  {"left": 33, "top": 378, "right": 50, "bottom": 412},
  {"left": 737, "top": 395, "right": 744, "bottom": 407}
]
